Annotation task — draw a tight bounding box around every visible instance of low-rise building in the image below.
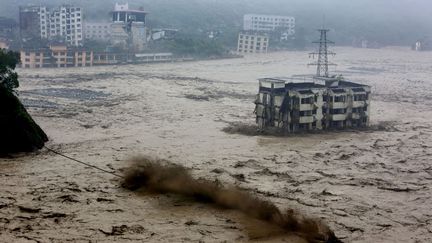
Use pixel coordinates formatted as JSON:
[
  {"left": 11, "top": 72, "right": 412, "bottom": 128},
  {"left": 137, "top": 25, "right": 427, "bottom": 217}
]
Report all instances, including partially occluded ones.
[
  {"left": 255, "top": 77, "right": 371, "bottom": 132},
  {"left": 243, "top": 14, "right": 295, "bottom": 36},
  {"left": 0, "top": 39, "right": 9, "bottom": 49},
  {"left": 237, "top": 32, "right": 269, "bottom": 54},
  {"left": 20, "top": 45, "right": 93, "bottom": 68}
]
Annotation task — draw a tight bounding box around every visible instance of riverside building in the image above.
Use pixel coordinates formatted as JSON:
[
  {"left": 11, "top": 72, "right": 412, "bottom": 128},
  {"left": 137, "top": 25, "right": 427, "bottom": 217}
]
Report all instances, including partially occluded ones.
[
  {"left": 19, "top": 5, "right": 83, "bottom": 46},
  {"left": 237, "top": 32, "right": 269, "bottom": 54},
  {"left": 254, "top": 28, "right": 371, "bottom": 133}
]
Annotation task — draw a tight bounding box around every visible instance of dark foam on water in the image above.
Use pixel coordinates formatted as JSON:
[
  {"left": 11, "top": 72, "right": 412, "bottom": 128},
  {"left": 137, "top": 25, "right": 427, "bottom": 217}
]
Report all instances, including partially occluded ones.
[{"left": 123, "top": 156, "right": 342, "bottom": 243}]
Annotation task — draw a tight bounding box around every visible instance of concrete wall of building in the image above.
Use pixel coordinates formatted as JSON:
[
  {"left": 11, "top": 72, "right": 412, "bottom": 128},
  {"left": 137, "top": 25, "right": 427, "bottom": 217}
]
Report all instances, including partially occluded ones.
[
  {"left": 84, "top": 23, "right": 111, "bottom": 41},
  {"left": 244, "top": 14, "right": 295, "bottom": 35},
  {"left": 237, "top": 32, "right": 268, "bottom": 54},
  {"left": 0, "top": 41, "right": 9, "bottom": 50},
  {"left": 19, "top": 5, "right": 83, "bottom": 46},
  {"left": 255, "top": 79, "right": 371, "bottom": 133}
]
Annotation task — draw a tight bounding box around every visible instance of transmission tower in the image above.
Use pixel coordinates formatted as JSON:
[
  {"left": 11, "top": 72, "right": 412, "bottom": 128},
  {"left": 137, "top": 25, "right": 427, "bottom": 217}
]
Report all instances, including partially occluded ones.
[{"left": 309, "top": 29, "right": 336, "bottom": 78}]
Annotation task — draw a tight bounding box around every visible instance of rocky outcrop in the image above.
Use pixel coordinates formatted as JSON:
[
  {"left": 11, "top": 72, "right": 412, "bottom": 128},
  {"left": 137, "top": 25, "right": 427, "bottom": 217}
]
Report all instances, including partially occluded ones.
[{"left": 0, "top": 86, "right": 48, "bottom": 155}]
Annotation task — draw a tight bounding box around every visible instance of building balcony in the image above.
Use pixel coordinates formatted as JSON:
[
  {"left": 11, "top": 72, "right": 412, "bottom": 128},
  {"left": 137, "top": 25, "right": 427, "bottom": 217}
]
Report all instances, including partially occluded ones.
[
  {"left": 299, "top": 116, "right": 314, "bottom": 124},
  {"left": 299, "top": 103, "right": 315, "bottom": 111},
  {"left": 330, "top": 114, "right": 347, "bottom": 121},
  {"left": 353, "top": 101, "right": 366, "bottom": 108},
  {"left": 351, "top": 113, "right": 361, "bottom": 120},
  {"left": 330, "top": 102, "right": 348, "bottom": 109}
]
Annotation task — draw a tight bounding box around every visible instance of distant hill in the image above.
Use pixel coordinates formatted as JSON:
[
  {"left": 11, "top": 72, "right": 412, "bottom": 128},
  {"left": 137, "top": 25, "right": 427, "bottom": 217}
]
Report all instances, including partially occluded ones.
[{"left": 1, "top": 0, "right": 431, "bottom": 45}]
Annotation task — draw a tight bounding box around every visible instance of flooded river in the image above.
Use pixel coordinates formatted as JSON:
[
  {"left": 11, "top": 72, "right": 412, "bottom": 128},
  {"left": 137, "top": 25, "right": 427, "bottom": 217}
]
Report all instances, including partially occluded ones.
[{"left": 1, "top": 47, "right": 432, "bottom": 242}]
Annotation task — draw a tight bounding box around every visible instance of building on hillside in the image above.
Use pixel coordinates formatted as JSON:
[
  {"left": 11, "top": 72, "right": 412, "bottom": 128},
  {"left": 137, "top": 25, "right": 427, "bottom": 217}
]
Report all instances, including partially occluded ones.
[
  {"left": 110, "top": 3, "right": 148, "bottom": 52},
  {"left": 19, "top": 5, "right": 83, "bottom": 46},
  {"left": 0, "top": 39, "right": 9, "bottom": 49},
  {"left": 237, "top": 32, "right": 269, "bottom": 54},
  {"left": 84, "top": 22, "right": 111, "bottom": 41},
  {"left": 20, "top": 44, "right": 93, "bottom": 68},
  {"left": 150, "top": 28, "right": 178, "bottom": 41},
  {"left": 413, "top": 38, "right": 432, "bottom": 51},
  {"left": 243, "top": 14, "right": 295, "bottom": 36}
]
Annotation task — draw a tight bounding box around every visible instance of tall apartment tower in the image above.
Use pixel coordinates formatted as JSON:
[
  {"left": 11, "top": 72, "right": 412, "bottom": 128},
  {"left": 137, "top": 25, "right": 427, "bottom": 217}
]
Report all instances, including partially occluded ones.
[
  {"left": 19, "top": 5, "right": 83, "bottom": 46},
  {"left": 48, "top": 6, "right": 83, "bottom": 46},
  {"left": 19, "top": 6, "right": 48, "bottom": 42}
]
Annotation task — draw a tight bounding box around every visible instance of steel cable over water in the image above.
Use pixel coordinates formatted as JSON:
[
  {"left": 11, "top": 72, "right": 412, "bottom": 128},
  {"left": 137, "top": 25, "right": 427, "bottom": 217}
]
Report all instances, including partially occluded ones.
[{"left": 44, "top": 146, "right": 124, "bottom": 178}]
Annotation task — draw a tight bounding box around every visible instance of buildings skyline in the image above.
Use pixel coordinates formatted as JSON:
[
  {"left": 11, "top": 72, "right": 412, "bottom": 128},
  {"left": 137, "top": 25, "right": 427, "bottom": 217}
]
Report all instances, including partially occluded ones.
[
  {"left": 19, "top": 5, "right": 83, "bottom": 46},
  {"left": 243, "top": 14, "right": 295, "bottom": 36}
]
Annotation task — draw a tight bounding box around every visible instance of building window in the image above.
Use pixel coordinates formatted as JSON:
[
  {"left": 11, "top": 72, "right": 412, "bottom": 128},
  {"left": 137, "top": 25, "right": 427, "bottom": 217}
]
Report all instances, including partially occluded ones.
[
  {"left": 334, "top": 96, "right": 346, "bottom": 102},
  {"left": 300, "top": 111, "right": 313, "bottom": 116},
  {"left": 301, "top": 97, "right": 313, "bottom": 104},
  {"left": 330, "top": 109, "right": 346, "bottom": 115}
]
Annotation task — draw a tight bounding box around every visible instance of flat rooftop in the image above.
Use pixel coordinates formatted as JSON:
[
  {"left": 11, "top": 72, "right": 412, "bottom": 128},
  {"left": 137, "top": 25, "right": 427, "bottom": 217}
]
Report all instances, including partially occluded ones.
[{"left": 259, "top": 77, "right": 370, "bottom": 91}]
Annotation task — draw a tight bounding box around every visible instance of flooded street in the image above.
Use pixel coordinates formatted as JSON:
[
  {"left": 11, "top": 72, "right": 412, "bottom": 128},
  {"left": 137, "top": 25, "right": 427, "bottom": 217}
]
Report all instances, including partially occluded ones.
[{"left": 1, "top": 47, "right": 432, "bottom": 242}]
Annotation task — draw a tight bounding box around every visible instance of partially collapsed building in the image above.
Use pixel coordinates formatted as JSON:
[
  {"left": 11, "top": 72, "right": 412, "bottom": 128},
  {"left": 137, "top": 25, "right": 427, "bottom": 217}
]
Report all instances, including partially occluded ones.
[{"left": 255, "top": 29, "right": 371, "bottom": 132}]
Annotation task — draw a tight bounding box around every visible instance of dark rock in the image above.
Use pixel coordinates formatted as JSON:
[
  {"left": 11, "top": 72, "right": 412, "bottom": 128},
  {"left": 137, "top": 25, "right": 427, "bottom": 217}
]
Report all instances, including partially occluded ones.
[{"left": 0, "top": 86, "right": 48, "bottom": 155}]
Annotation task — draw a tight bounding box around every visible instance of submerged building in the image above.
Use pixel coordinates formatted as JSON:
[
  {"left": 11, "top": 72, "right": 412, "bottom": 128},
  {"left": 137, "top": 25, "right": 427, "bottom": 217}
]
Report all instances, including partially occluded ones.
[
  {"left": 237, "top": 32, "right": 269, "bottom": 54},
  {"left": 254, "top": 29, "right": 371, "bottom": 132},
  {"left": 255, "top": 78, "right": 371, "bottom": 132}
]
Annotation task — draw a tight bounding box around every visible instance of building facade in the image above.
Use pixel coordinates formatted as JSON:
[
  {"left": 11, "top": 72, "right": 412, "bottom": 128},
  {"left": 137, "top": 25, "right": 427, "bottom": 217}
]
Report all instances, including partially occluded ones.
[
  {"left": 20, "top": 45, "right": 172, "bottom": 68},
  {"left": 110, "top": 3, "right": 147, "bottom": 51},
  {"left": 243, "top": 14, "right": 295, "bottom": 36},
  {"left": 84, "top": 22, "right": 111, "bottom": 41},
  {"left": 20, "top": 45, "right": 93, "bottom": 68},
  {"left": 255, "top": 78, "right": 371, "bottom": 133},
  {"left": 19, "top": 5, "right": 83, "bottom": 46},
  {"left": 0, "top": 39, "right": 9, "bottom": 49},
  {"left": 237, "top": 32, "right": 269, "bottom": 54}
]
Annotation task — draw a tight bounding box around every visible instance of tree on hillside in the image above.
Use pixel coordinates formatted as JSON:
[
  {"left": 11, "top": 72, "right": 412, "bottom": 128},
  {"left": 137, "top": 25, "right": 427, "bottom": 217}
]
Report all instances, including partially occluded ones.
[{"left": 0, "top": 50, "right": 19, "bottom": 92}]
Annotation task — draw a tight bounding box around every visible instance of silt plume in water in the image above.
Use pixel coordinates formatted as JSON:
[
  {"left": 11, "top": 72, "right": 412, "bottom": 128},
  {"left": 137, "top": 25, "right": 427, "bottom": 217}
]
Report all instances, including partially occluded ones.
[{"left": 123, "top": 157, "right": 342, "bottom": 243}]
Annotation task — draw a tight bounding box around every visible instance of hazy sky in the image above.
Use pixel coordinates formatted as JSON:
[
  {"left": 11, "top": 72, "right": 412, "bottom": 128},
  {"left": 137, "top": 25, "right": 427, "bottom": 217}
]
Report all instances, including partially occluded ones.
[{"left": 2, "top": 0, "right": 432, "bottom": 44}]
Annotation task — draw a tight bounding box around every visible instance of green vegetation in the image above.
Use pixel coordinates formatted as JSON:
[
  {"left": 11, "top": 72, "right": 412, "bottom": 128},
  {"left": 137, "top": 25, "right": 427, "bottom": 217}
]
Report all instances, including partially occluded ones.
[
  {"left": 0, "top": 49, "right": 48, "bottom": 155},
  {"left": 0, "top": 50, "right": 19, "bottom": 92}
]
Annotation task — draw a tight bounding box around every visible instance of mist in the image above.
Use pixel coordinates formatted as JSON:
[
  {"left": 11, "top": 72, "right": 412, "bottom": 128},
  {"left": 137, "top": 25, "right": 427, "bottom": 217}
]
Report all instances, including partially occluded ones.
[{"left": 2, "top": 0, "right": 432, "bottom": 45}]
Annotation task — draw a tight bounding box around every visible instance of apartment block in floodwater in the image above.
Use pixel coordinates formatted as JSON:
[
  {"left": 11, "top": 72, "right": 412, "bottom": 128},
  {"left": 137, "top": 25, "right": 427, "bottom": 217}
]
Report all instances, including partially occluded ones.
[
  {"left": 255, "top": 77, "right": 371, "bottom": 132},
  {"left": 254, "top": 28, "right": 371, "bottom": 133}
]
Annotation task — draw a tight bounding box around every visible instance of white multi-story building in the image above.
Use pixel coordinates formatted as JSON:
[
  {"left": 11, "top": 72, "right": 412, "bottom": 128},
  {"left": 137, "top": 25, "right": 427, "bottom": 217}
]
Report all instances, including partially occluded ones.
[
  {"left": 237, "top": 32, "right": 269, "bottom": 54},
  {"left": 48, "top": 6, "right": 83, "bottom": 46},
  {"left": 19, "top": 5, "right": 83, "bottom": 46},
  {"left": 243, "top": 14, "right": 295, "bottom": 36},
  {"left": 84, "top": 22, "right": 111, "bottom": 41}
]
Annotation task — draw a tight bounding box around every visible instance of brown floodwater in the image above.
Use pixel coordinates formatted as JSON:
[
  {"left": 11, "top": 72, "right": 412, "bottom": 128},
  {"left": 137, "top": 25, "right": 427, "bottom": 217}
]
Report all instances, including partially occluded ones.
[{"left": 1, "top": 47, "right": 432, "bottom": 242}]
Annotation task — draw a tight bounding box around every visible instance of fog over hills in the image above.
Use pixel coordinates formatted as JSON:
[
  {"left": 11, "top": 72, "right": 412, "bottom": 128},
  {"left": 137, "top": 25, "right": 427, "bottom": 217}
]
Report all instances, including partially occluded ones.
[{"left": 2, "top": 0, "right": 432, "bottom": 45}]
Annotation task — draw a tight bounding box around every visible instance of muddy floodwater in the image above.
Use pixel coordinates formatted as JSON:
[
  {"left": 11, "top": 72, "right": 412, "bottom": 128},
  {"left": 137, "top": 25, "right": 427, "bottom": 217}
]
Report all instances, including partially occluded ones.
[{"left": 1, "top": 47, "right": 432, "bottom": 242}]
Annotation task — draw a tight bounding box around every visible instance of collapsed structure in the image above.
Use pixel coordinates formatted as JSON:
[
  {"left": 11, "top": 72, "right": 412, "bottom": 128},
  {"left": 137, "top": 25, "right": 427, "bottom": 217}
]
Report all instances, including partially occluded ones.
[{"left": 255, "top": 29, "right": 371, "bottom": 132}]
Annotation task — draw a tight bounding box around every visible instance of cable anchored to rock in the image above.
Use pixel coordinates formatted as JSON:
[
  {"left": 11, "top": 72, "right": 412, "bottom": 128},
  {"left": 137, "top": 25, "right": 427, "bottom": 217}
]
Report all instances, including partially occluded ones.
[{"left": 44, "top": 146, "right": 124, "bottom": 178}]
